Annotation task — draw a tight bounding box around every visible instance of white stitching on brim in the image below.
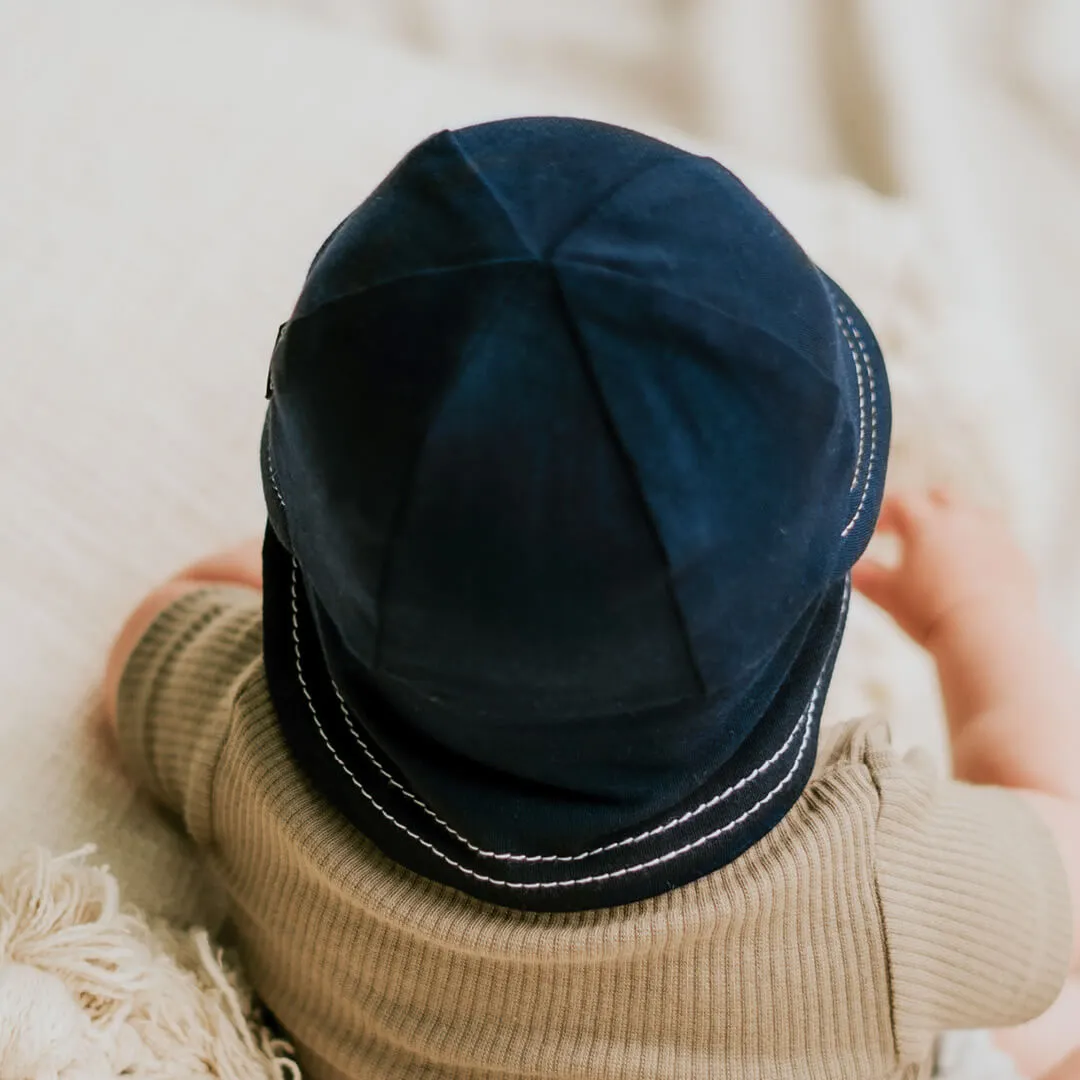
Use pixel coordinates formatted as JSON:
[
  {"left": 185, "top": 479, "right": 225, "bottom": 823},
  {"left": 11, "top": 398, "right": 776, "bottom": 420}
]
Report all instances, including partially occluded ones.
[
  {"left": 843, "top": 308, "right": 867, "bottom": 492},
  {"left": 328, "top": 672, "right": 812, "bottom": 864},
  {"left": 836, "top": 301, "right": 878, "bottom": 538},
  {"left": 267, "top": 460, "right": 287, "bottom": 514},
  {"left": 288, "top": 561, "right": 848, "bottom": 889}
]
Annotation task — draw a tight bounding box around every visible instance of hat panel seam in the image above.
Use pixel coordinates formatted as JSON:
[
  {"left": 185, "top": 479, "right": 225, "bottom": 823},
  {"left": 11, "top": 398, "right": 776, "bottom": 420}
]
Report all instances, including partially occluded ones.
[
  {"left": 448, "top": 129, "right": 676, "bottom": 263},
  {"left": 546, "top": 156, "right": 677, "bottom": 259},
  {"left": 552, "top": 258, "right": 879, "bottom": 541},
  {"left": 552, "top": 256, "right": 827, "bottom": 364},
  {"left": 367, "top": 319, "right": 500, "bottom": 670},
  {"left": 288, "top": 256, "right": 541, "bottom": 327},
  {"left": 447, "top": 129, "right": 541, "bottom": 260},
  {"left": 547, "top": 263, "right": 708, "bottom": 699}
]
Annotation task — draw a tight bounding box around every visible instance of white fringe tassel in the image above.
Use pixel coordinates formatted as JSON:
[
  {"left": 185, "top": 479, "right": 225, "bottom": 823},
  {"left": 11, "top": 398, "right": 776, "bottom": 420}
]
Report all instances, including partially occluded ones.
[{"left": 0, "top": 846, "right": 301, "bottom": 1080}]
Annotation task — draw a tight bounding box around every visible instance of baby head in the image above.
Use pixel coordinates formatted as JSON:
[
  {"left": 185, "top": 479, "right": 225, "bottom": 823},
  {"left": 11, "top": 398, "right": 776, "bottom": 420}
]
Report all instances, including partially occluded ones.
[{"left": 259, "top": 117, "right": 891, "bottom": 911}]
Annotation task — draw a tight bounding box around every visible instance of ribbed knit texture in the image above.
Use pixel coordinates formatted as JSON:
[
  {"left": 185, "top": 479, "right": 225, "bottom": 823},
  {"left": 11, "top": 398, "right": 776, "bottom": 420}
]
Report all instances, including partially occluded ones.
[
  {"left": 870, "top": 745, "right": 1072, "bottom": 1062},
  {"left": 117, "top": 589, "right": 1072, "bottom": 1080}
]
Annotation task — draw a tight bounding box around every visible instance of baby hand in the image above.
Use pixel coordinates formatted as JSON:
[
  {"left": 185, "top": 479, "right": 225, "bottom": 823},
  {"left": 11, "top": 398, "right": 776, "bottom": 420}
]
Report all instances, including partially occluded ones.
[
  {"left": 852, "top": 491, "right": 1039, "bottom": 649},
  {"left": 104, "top": 537, "right": 263, "bottom": 726},
  {"left": 176, "top": 538, "right": 264, "bottom": 591}
]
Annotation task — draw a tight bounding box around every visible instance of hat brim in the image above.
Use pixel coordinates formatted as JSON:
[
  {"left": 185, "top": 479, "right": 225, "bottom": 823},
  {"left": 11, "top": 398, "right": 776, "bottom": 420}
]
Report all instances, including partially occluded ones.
[
  {"left": 261, "top": 517, "right": 851, "bottom": 912},
  {"left": 820, "top": 272, "right": 891, "bottom": 567}
]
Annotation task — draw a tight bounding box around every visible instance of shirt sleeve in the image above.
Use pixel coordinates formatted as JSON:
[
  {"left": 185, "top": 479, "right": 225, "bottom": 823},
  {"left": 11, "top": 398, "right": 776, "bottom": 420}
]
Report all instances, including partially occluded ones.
[
  {"left": 116, "top": 585, "right": 263, "bottom": 846},
  {"left": 866, "top": 725, "right": 1073, "bottom": 1060}
]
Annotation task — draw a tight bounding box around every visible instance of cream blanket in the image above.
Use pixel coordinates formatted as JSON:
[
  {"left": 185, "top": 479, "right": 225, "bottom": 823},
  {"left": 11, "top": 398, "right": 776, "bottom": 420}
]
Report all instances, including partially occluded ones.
[{"left": 1, "top": 0, "right": 1077, "bottom": 1067}]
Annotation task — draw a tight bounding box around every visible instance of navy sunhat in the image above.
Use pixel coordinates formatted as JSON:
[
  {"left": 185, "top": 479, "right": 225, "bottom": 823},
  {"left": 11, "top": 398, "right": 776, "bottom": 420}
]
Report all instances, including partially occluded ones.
[{"left": 260, "top": 117, "right": 890, "bottom": 911}]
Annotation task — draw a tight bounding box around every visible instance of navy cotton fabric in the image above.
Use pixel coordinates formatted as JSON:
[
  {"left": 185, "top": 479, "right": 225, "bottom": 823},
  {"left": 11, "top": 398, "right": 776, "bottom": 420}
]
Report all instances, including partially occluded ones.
[{"left": 260, "top": 117, "right": 891, "bottom": 910}]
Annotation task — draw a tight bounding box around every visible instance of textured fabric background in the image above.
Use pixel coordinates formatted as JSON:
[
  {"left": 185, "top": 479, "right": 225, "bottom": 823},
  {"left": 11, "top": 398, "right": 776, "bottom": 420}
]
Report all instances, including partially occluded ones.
[{"left": 1, "top": 0, "right": 1077, "bottom": 936}]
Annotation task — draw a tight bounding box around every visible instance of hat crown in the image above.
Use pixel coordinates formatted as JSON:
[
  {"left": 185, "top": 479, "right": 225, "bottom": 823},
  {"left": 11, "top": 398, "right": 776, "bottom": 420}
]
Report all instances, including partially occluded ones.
[{"left": 266, "top": 118, "right": 857, "bottom": 717}]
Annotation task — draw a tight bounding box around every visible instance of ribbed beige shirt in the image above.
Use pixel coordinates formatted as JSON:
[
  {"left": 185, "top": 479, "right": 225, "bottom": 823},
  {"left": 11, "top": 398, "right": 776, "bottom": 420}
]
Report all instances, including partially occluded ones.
[{"left": 117, "top": 587, "right": 1071, "bottom": 1080}]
